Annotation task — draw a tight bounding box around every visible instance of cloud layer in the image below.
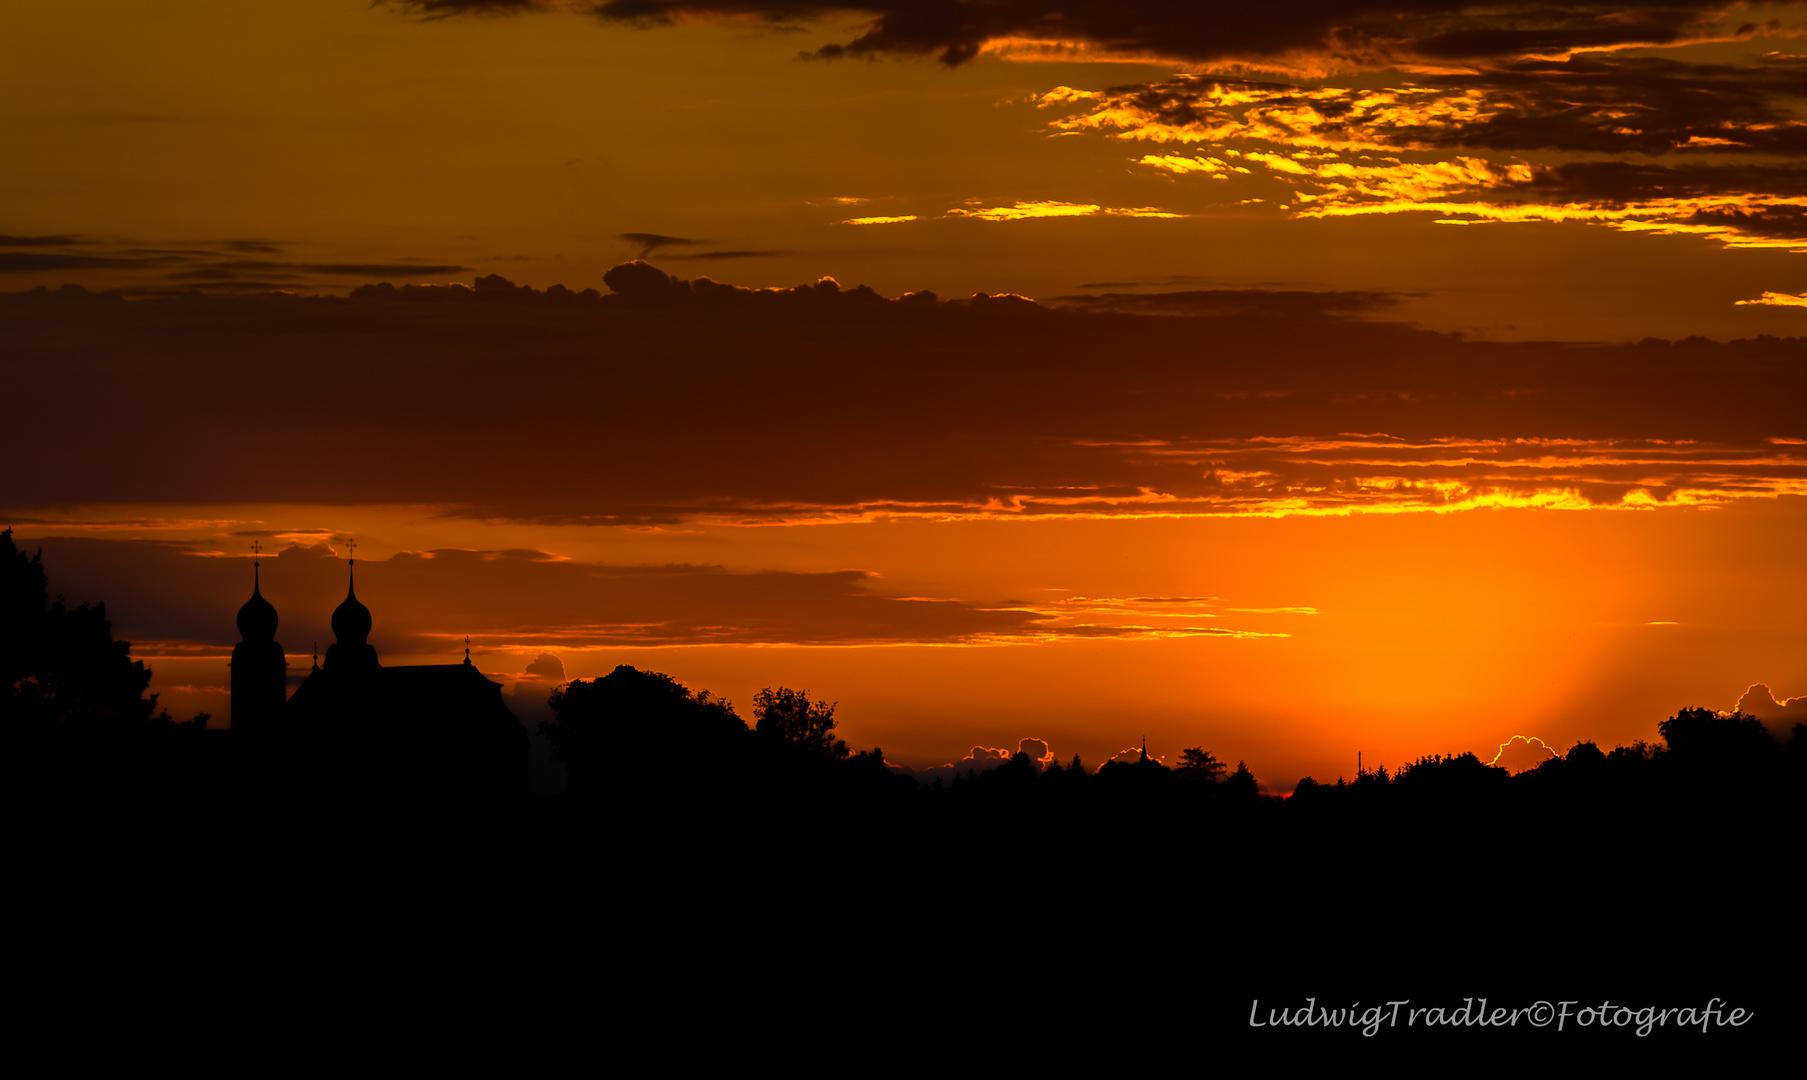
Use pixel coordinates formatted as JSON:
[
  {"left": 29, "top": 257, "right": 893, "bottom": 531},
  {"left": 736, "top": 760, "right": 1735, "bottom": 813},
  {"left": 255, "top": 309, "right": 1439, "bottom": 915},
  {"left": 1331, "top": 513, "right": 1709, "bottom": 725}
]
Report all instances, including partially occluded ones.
[
  {"left": 4, "top": 266, "right": 1801, "bottom": 524},
  {"left": 19, "top": 537, "right": 1297, "bottom": 652},
  {"left": 391, "top": 1, "right": 1766, "bottom": 70},
  {"left": 0, "top": 235, "right": 466, "bottom": 294},
  {"left": 1732, "top": 682, "right": 1807, "bottom": 726}
]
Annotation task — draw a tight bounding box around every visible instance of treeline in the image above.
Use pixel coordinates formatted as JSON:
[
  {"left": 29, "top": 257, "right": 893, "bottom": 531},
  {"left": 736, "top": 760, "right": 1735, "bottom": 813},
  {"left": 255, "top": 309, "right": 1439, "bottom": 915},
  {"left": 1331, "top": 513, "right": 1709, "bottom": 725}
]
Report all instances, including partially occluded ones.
[
  {"left": 546, "top": 661, "right": 1805, "bottom": 848},
  {"left": 554, "top": 657, "right": 1802, "bottom": 996}
]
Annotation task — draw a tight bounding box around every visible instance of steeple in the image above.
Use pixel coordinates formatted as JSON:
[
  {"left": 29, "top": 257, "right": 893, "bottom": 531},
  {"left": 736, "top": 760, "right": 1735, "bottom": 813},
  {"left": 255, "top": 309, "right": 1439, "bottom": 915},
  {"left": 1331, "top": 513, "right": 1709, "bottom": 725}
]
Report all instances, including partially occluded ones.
[
  {"left": 331, "top": 559, "right": 372, "bottom": 647},
  {"left": 230, "top": 543, "right": 288, "bottom": 737},
  {"left": 323, "top": 539, "right": 379, "bottom": 671},
  {"left": 235, "top": 549, "right": 279, "bottom": 643}
]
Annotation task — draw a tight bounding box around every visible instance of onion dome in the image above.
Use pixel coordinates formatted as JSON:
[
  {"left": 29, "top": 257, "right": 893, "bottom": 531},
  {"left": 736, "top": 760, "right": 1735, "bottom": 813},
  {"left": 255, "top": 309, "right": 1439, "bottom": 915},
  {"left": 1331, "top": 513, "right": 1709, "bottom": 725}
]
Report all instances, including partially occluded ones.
[
  {"left": 331, "top": 563, "right": 372, "bottom": 646},
  {"left": 236, "top": 563, "right": 279, "bottom": 643}
]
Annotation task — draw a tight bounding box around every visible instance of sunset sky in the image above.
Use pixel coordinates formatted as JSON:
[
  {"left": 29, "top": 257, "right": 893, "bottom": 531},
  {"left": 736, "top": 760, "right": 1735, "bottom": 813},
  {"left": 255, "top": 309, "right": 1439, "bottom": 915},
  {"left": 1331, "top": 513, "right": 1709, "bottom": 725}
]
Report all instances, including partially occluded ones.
[{"left": 4, "top": 0, "right": 1804, "bottom": 788}]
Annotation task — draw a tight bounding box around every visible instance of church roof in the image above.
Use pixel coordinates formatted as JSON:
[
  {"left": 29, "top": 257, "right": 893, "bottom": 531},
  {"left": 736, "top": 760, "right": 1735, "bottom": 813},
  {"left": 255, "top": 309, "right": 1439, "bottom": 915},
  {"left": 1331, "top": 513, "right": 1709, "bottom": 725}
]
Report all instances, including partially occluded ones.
[{"left": 288, "top": 661, "right": 515, "bottom": 723}]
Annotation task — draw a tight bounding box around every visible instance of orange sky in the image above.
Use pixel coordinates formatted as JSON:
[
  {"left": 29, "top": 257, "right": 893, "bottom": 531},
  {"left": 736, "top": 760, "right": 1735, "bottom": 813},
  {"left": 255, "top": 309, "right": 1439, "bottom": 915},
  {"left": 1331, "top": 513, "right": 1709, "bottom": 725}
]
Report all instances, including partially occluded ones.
[
  {"left": 10, "top": 486, "right": 1803, "bottom": 789},
  {"left": 3, "top": 0, "right": 1804, "bottom": 789},
  {"left": 11, "top": 1, "right": 1807, "bottom": 339}
]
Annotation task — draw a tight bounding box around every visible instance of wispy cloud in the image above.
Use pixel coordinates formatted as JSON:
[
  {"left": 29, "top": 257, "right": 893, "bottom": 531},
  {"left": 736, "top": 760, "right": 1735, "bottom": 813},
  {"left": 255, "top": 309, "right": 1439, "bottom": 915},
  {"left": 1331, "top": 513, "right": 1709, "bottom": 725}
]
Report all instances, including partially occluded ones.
[
  {"left": 619, "top": 232, "right": 706, "bottom": 258},
  {"left": 1736, "top": 290, "right": 1807, "bottom": 307},
  {"left": 946, "top": 200, "right": 1184, "bottom": 221},
  {"left": 1037, "top": 48, "right": 1807, "bottom": 255}
]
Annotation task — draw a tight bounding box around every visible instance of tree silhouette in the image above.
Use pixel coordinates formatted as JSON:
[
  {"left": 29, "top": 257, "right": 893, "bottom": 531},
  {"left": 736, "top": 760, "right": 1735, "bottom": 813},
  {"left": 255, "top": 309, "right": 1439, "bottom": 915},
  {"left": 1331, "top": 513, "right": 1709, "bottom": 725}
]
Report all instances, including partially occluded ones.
[
  {"left": 2, "top": 528, "right": 168, "bottom": 736},
  {"left": 543, "top": 664, "right": 742, "bottom": 798},
  {"left": 1177, "top": 746, "right": 1227, "bottom": 784},
  {"left": 1658, "top": 706, "right": 1778, "bottom": 762},
  {"left": 752, "top": 686, "right": 846, "bottom": 760},
  {"left": 1565, "top": 740, "right": 1606, "bottom": 767},
  {"left": 1224, "top": 760, "right": 1259, "bottom": 803}
]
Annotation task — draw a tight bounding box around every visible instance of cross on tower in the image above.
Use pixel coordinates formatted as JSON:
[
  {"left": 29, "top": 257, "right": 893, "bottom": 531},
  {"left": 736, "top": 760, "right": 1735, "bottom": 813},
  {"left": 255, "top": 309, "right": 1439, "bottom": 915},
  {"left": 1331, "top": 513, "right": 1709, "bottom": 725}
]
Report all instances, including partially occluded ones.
[
  {"left": 344, "top": 537, "right": 357, "bottom": 564},
  {"left": 250, "top": 539, "right": 263, "bottom": 563}
]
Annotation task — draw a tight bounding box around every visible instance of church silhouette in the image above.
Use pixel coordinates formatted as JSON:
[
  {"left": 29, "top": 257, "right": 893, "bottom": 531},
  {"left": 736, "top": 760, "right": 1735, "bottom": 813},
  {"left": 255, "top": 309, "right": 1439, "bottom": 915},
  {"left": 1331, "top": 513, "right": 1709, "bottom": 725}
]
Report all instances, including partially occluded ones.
[{"left": 230, "top": 549, "right": 528, "bottom": 801}]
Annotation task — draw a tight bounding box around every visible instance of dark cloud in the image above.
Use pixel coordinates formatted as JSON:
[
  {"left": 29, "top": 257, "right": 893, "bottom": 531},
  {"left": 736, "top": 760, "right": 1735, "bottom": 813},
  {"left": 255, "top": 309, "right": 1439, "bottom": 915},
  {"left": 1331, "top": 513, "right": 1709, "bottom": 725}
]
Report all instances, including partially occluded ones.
[
  {"left": 1438, "top": 56, "right": 1807, "bottom": 157},
  {"left": 1077, "top": 275, "right": 1224, "bottom": 289},
  {"left": 1490, "top": 162, "right": 1807, "bottom": 243},
  {"left": 524, "top": 653, "right": 567, "bottom": 681},
  {"left": 209, "top": 260, "right": 467, "bottom": 277},
  {"left": 399, "top": 0, "right": 555, "bottom": 14},
  {"left": 1046, "top": 289, "right": 1412, "bottom": 318},
  {"left": 166, "top": 269, "right": 301, "bottom": 282},
  {"left": 163, "top": 280, "right": 320, "bottom": 293},
  {"left": 0, "top": 252, "right": 168, "bottom": 272},
  {"left": 231, "top": 529, "right": 336, "bottom": 538},
  {"left": 619, "top": 232, "right": 704, "bottom": 258},
  {"left": 1044, "top": 53, "right": 1807, "bottom": 249},
  {"left": 1512, "top": 162, "right": 1807, "bottom": 204},
  {"left": 0, "top": 234, "right": 88, "bottom": 247},
  {"left": 2, "top": 263, "right": 1801, "bottom": 523},
  {"left": 661, "top": 250, "right": 796, "bottom": 260},
  {"left": 14, "top": 536, "right": 1067, "bottom": 651},
  {"left": 0, "top": 237, "right": 465, "bottom": 289},
  {"left": 1409, "top": 10, "right": 1719, "bottom": 61},
  {"left": 1682, "top": 205, "right": 1807, "bottom": 241},
  {"left": 1057, "top": 54, "right": 1807, "bottom": 161},
  {"left": 392, "top": 1, "right": 1744, "bottom": 69},
  {"left": 1732, "top": 683, "right": 1807, "bottom": 727}
]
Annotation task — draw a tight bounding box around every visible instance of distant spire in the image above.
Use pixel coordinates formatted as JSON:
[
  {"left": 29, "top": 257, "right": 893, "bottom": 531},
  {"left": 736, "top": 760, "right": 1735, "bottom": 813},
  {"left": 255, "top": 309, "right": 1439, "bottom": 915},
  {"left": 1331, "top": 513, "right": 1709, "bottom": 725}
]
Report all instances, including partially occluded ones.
[
  {"left": 236, "top": 542, "right": 278, "bottom": 643},
  {"left": 464, "top": 635, "right": 471, "bottom": 665},
  {"left": 1138, "top": 736, "right": 1148, "bottom": 764}
]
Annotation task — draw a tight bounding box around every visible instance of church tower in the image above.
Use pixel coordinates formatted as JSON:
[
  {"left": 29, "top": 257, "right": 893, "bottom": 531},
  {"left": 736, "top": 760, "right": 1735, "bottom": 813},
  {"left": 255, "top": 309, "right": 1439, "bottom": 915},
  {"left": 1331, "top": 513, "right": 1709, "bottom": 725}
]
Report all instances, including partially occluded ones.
[
  {"left": 279, "top": 539, "right": 530, "bottom": 801},
  {"left": 323, "top": 549, "right": 379, "bottom": 672},
  {"left": 229, "top": 551, "right": 288, "bottom": 738}
]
